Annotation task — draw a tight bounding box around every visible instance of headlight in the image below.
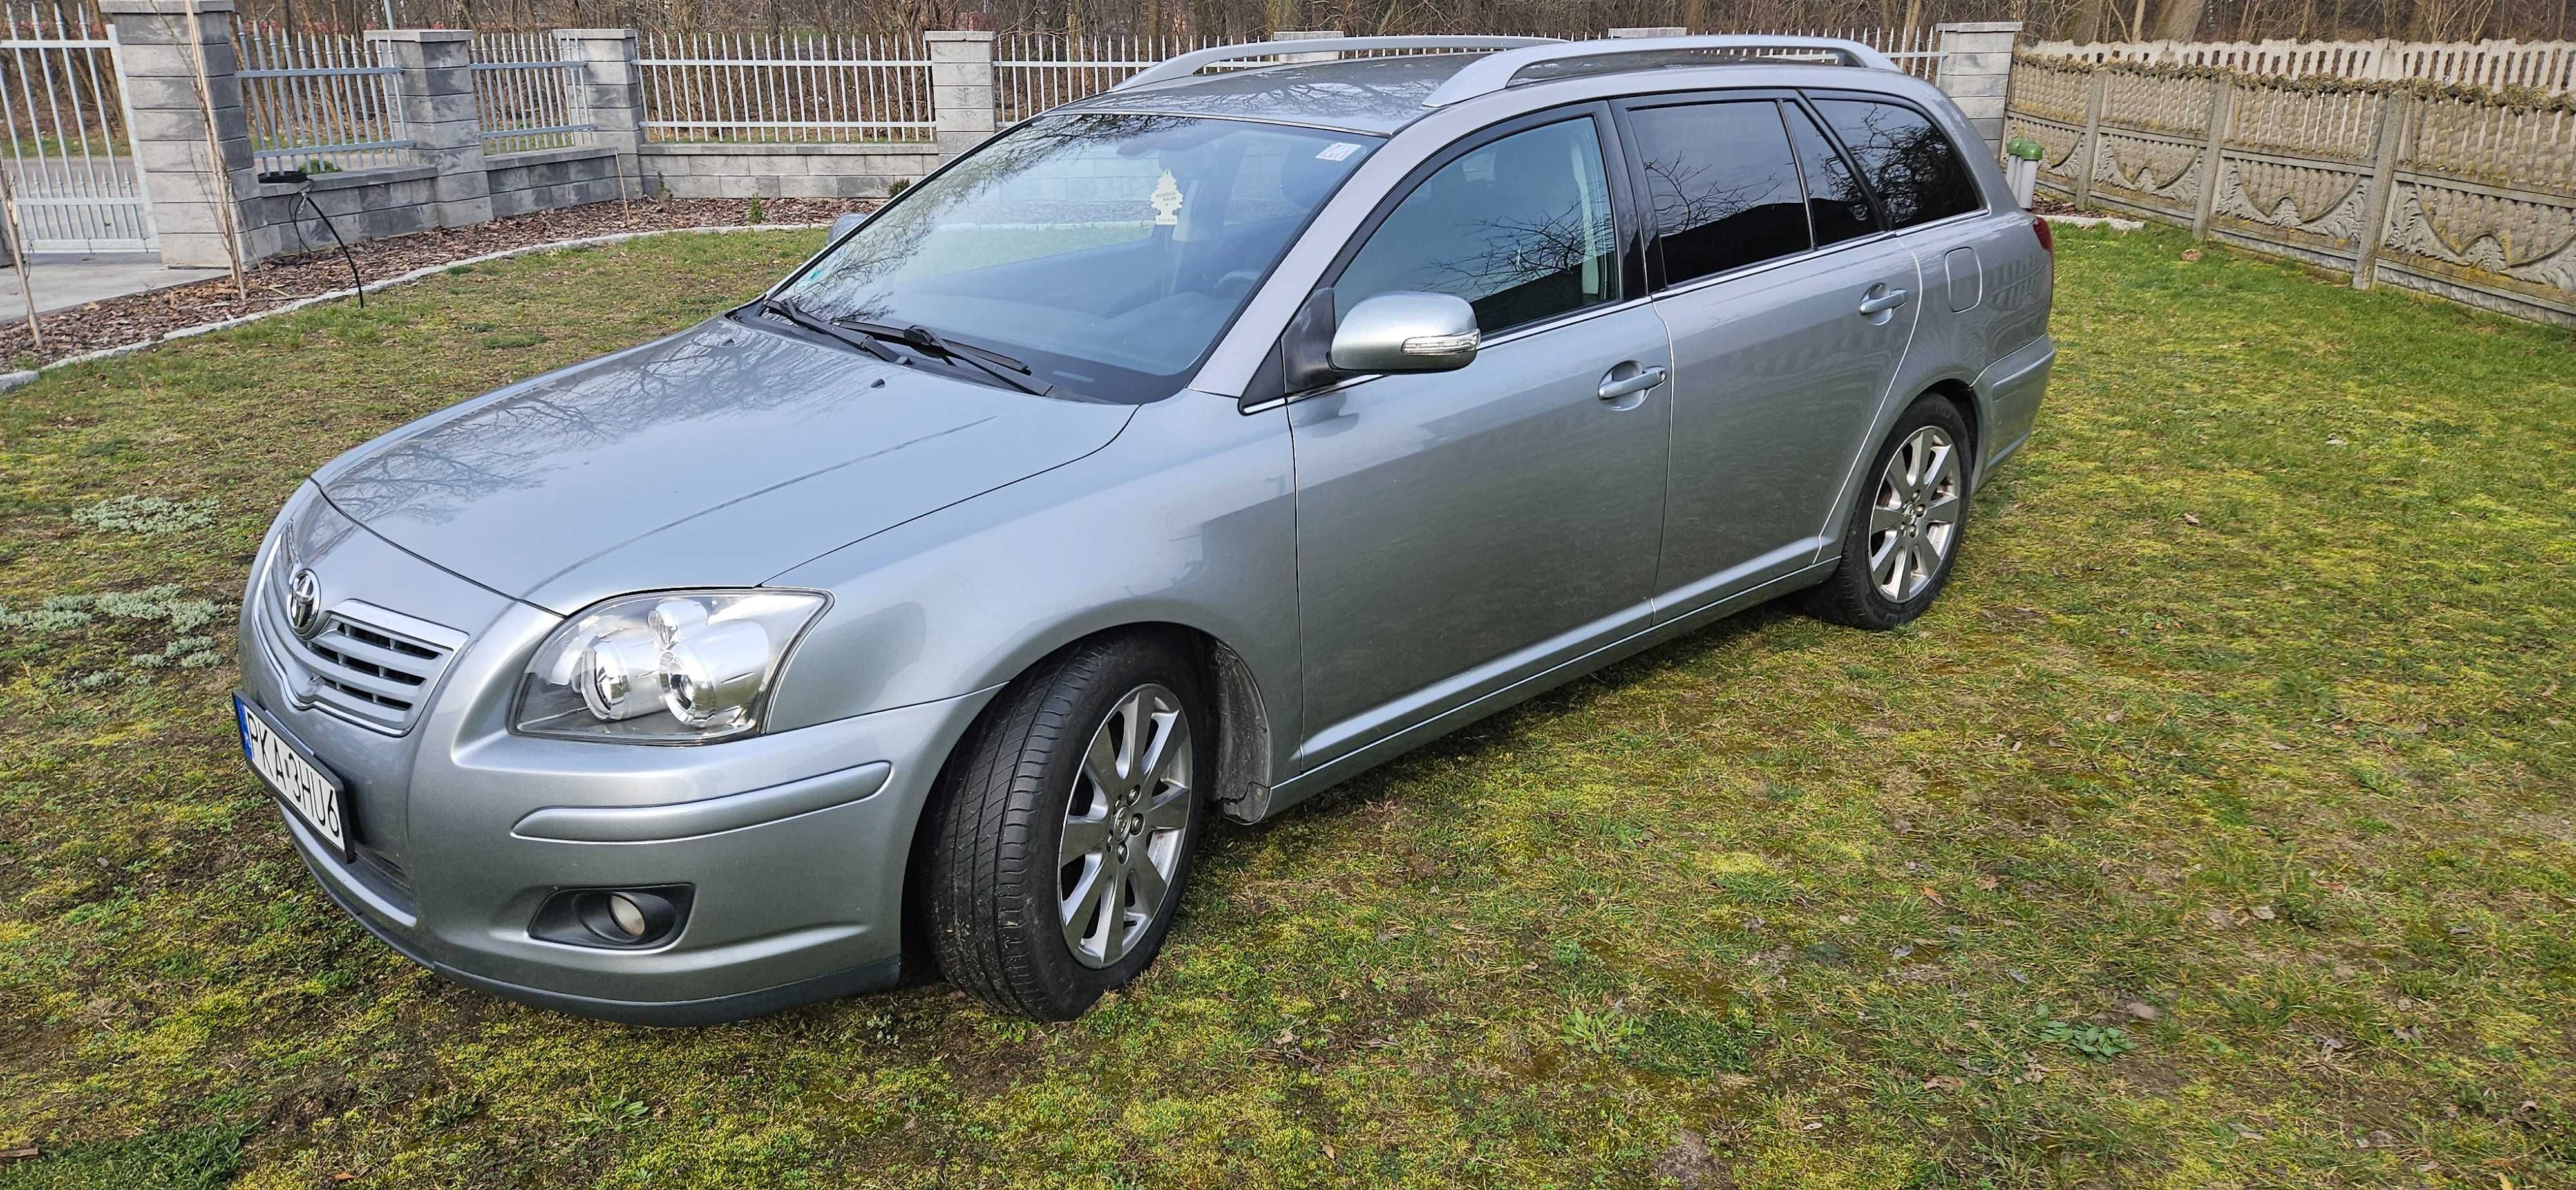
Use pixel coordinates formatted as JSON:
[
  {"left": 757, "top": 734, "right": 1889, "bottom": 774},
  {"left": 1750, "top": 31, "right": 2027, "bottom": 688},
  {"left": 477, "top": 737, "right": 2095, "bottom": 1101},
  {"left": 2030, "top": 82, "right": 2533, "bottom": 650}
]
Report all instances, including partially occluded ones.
[{"left": 513, "top": 590, "right": 828, "bottom": 744}]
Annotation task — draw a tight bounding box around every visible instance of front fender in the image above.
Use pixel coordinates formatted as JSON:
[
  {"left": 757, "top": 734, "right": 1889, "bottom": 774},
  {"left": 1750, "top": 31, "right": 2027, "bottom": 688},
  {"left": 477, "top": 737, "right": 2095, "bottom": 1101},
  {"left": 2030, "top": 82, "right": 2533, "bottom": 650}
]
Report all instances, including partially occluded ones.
[{"left": 762, "top": 390, "right": 1303, "bottom": 781}]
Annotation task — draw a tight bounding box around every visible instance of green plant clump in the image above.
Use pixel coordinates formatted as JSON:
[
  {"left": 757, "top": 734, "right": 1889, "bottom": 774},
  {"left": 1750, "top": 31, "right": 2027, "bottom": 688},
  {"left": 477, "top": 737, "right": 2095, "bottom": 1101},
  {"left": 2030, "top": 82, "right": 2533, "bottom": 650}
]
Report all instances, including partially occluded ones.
[{"left": 69, "top": 495, "right": 216, "bottom": 536}]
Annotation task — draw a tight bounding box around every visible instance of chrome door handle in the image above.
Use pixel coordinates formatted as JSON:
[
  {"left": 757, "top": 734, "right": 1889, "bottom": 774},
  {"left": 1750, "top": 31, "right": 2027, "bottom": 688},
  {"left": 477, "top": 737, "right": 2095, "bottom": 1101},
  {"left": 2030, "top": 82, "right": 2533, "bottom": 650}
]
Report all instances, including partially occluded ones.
[
  {"left": 1857, "top": 287, "right": 1911, "bottom": 316},
  {"left": 1597, "top": 366, "right": 1667, "bottom": 401}
]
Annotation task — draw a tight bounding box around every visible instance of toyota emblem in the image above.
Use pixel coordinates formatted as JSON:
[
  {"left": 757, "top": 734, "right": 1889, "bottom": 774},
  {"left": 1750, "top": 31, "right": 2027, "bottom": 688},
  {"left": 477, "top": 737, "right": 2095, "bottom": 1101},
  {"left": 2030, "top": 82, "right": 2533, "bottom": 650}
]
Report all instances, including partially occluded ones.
[{"left": 286, "top": 567, "right": 325, "bottom": 639}]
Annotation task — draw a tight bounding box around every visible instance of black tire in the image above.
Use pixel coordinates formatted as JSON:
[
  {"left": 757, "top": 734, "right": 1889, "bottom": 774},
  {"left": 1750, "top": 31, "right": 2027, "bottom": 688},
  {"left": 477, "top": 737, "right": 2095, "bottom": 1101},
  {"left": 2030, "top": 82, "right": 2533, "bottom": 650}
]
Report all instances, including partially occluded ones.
[
  {"left": 1803, "top": 395, "right": 1974, "bottom": 631},
  {"left": 920, "top": 632, "right": 1209, "bottom": 1021}
]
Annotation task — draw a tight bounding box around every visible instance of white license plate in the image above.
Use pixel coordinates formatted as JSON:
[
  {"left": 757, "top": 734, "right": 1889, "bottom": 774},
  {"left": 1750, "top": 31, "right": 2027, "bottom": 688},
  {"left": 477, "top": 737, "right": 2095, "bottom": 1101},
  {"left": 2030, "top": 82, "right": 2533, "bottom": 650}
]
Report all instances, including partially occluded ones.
[{"left": 235, "top": 694, "right": 352, "bottom": 858}]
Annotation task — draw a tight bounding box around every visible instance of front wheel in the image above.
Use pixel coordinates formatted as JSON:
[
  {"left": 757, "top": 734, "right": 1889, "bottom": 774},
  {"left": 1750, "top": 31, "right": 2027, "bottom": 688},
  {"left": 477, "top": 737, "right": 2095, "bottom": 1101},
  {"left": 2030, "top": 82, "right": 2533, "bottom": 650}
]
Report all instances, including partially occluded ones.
[
  {"left": 1803, "top": 396, "right": 1973, "bottom": 630},
  {"left": 921, "top": 633, "right": 1208, "bottom": 1020}
]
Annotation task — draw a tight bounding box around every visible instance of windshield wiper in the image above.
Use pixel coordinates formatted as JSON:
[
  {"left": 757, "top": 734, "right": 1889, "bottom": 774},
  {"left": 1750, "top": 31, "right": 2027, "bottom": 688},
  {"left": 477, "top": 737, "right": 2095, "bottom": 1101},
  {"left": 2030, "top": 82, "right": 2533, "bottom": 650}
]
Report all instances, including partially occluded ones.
[
  {"left": 837, "top": 318, "right": 1052, "bottom": 397},
  {"left": 757, "top": 296, "right": 904, "bottom": 364}
]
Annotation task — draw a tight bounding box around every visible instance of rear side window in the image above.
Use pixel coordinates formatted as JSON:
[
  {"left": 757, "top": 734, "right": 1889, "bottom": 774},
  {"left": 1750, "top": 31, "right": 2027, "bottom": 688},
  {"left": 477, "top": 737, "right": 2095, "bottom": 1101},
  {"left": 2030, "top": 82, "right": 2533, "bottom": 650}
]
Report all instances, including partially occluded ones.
[
  {"left": 1336, "top": 117, "right": 1618, "bottom": 334},
  {"left": 1629, "top": 101, "right": 1811, "bottom": 284},
  {"left": 1784, "top": 103, "right": 1877, "bottom": 246},
  {"left": 1814, "top": 99, "right": 1980, "bottom": 228}
]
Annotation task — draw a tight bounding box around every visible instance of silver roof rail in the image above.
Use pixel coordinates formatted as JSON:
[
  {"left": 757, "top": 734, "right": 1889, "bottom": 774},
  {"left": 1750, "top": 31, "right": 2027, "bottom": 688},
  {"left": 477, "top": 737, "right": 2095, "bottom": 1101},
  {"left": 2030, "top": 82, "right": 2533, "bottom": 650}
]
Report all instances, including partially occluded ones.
[
  {"left": 1422, "top": 35, "right": 1901, "bottom": 106},
  {"left": 1110, "top": 35, "right": 1564, "bottom": 93}
]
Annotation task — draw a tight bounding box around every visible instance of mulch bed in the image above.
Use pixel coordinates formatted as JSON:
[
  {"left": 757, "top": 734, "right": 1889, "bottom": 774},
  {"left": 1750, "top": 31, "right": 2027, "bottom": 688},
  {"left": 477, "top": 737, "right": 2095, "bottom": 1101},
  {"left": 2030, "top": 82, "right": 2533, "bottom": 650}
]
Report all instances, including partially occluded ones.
[
  {"left": 2029, "top": 194, "right": 2087, "bottom": 216},
  {"left": 0, "top": 196, "right": 872, "bottom": 370}
]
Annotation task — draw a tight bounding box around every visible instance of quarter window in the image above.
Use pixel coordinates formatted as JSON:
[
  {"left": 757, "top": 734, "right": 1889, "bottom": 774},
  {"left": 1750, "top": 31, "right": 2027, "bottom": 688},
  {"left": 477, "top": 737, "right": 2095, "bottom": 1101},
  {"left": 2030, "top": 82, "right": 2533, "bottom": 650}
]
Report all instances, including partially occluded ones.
[
  {"left": 1813, "top": 99, "right": 1980, "bottom": 228},
  {"left": 1629, "top": 101, "right": 1811, "bottom": 284},
  {"left": 1785, "top": 103, "right": 1878, "bottom": 246},
  {"left": 1336, "top": 117, "right": 1618, "bottom": 334}
]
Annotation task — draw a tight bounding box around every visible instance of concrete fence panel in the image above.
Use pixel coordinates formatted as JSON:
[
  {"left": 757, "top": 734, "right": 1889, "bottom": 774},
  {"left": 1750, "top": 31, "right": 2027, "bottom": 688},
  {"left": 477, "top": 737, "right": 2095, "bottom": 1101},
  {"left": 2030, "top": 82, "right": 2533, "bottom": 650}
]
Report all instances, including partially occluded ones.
[{"left": 2011, "top": 52, "right": 2576, "bottom": 327}]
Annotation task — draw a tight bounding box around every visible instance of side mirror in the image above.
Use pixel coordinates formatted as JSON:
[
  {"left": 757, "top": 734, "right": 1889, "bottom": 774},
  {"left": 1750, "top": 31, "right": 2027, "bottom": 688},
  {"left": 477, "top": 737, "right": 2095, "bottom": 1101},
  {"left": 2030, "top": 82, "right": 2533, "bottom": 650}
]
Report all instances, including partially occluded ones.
[
  {"left": 827, "top": 211, "right": 867, "bottom": 242},
  {"left": 1328, "top": 292, "right": 1479, "bottom": 373}
]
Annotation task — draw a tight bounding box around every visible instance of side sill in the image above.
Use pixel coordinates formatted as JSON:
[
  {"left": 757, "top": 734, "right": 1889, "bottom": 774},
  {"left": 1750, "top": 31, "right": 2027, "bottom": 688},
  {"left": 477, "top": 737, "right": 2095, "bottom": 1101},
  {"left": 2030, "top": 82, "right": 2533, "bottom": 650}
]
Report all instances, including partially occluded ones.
[{"left": 1264, "top": 558, "right": 1839, "bottom": 817}]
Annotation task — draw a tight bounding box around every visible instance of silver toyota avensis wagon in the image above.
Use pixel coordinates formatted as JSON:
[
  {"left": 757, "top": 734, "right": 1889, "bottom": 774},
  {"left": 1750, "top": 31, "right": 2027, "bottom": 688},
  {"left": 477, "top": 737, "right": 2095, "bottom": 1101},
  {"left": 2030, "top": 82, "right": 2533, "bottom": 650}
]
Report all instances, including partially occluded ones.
[{"left": 236, "top": 35, "right": 2054, "bottom": 1024}]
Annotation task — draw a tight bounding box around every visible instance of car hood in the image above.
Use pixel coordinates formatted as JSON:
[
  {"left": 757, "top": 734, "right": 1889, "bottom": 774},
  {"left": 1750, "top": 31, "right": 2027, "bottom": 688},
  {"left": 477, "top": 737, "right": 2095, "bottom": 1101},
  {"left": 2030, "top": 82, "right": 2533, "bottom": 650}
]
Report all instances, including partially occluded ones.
[{"left": 316, "top": 317, "right": 1136, "bottom": 614}]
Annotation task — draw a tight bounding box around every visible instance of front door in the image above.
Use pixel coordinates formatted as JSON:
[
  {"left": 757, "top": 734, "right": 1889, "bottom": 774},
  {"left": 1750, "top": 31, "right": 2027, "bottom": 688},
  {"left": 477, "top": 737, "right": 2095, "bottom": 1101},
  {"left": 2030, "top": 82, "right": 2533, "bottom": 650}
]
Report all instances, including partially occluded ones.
[
  {"left": 1623, "top": 93, "right": 1922, "bottom": 617},
  {"left": 1287, "top": 108, "right": 1671, "bottom": 769}
]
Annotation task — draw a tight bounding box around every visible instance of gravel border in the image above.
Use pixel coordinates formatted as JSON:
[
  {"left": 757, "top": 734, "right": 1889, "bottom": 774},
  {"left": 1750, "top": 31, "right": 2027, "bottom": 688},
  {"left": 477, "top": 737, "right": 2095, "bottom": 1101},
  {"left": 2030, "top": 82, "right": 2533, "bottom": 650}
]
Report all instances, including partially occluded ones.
[{"left": 0, "top": 223, "right": 825, "bottom": 395}]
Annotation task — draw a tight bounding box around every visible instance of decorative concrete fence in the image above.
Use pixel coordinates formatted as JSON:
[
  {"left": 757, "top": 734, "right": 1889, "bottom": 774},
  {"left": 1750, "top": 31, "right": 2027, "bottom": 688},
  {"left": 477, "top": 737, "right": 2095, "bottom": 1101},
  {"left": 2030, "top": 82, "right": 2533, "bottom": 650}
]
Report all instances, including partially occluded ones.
[
  {"left": 74, "top": 3, "right": 2025, "bottom": 270},
  {"left": 2007, "top": 54, "right": 2576, "bottom": 326},
  {"left": 2026, "top": 36, "right": 2576, "bottom": 94}
]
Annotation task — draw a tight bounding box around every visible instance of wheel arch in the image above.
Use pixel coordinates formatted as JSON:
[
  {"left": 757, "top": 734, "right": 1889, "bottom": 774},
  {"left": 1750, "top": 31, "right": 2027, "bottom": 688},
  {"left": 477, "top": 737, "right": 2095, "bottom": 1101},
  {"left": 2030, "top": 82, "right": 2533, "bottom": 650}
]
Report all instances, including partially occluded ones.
[
  {"left": 1922, "top": 376, "right": 1983, "bottom": 484},
  {"left": 896, "top": 618, "right": 1276, "bottom": 976}
]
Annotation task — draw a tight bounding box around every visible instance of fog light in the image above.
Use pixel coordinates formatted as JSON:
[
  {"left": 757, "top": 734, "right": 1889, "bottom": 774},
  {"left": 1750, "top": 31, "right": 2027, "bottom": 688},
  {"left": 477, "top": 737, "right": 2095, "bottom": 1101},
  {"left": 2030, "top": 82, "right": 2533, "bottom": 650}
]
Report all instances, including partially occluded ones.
[
  {"left": 607, "top": 893, "right": 649, "bottom": 938},
  {"left": 529, "top": 885, "right": 692, "bottom": 949}
]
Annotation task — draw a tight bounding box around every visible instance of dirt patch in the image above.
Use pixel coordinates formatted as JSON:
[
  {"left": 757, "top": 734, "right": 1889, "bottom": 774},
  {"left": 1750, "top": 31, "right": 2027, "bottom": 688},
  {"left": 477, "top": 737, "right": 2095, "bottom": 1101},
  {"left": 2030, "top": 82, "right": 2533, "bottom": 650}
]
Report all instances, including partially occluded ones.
[{"left": 0, "top": 196, "right": 871, "bottom": 370}]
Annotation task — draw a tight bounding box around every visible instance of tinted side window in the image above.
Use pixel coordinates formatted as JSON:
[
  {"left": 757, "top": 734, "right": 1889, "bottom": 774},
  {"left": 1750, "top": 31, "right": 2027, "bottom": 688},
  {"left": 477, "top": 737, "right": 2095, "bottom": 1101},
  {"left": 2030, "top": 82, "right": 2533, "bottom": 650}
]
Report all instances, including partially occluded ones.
[
  {"left": 1629, "top": 101, "right": 1811, "bottom": 284},
  {"left": 1814, "top": 99, "right": 1980, "bottom": 228},
  {"left": 1785, "top": 103, "right": 1877, "bottom": 246},
  {"left": 1336, "top": 117, "right": 1618, "bottom": 334}
]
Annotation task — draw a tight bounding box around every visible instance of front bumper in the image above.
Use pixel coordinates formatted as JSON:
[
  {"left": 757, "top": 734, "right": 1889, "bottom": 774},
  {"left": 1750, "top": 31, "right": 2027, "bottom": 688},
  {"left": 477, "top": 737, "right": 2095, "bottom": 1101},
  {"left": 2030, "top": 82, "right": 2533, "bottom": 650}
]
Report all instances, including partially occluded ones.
[
  {"left": 244, "top": 486, "right": 998, "bottom": 1025},
  {"left": 263, "top": 662, "right": 996, "bottom": 1025}
]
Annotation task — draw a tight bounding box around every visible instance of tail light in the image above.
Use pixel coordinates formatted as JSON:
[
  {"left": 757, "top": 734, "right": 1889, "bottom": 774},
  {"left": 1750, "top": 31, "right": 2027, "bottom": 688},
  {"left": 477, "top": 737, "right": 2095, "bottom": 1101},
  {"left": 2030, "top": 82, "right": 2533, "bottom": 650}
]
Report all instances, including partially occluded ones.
[{"left": 2031, "top": 214, "right": 2056, "bottom": 256}]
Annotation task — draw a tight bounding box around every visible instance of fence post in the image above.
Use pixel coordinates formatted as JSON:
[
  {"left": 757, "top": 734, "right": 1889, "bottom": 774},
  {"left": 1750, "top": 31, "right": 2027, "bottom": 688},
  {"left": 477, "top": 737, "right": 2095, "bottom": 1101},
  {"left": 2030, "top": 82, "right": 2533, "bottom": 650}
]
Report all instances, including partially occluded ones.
[
  {"left": 1935, "top": 21, "right": 2022, "bottom": 158},
  {"left": 2190, "top": 76, "right": 2232, "bottom": 238},
  {"left": 556, "top": 28, "right": 644, "bottom": 197},
  {"left": 1269, "top": 29, "right": 1345, "bottom": 62},
  {"left": 925, "top": 30, "right": 996, "bottom": 163},
  {"left": 99, "top": 0, "right": 253, "bottom": 269},
  {"left": 368, "top": 30, "right": 491, "bottom": 229},
  {"left": 2349, "top": 90, "right": 2409, "bottom": 291},
  {"left": 2072, "top": 69, "right": 2107, "bottom": 209}
]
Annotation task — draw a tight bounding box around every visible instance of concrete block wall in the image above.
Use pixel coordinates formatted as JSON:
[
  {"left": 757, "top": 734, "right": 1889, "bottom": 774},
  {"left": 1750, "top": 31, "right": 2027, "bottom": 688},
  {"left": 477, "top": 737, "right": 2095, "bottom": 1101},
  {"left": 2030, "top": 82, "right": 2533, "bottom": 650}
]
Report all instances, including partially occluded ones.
[
  {"left": 638, "top": 143, "right": 938, "bottom": 200},
  {"left": 244, "top": 165, "right": 442, "bottom": 260},
  {"left": 487, "top": 146, "right": 629, "bottom": 218}
]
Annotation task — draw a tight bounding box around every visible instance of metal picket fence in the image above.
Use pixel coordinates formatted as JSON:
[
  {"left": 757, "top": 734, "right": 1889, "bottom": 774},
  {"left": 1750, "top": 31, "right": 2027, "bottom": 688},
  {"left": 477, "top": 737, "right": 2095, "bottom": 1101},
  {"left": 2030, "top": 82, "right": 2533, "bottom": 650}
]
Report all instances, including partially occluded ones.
[
  {"left": 1701, "top": 25, "right": 1944, "bottom": 80},
  {"left": 236, "top": 23, "right": 413, "bottom": 173},
  {"left": 638, "top": 32, "right": 932, "bottom": 143},
  {"left": 472, "top": 31, "right": 593, "bottom": 154}
]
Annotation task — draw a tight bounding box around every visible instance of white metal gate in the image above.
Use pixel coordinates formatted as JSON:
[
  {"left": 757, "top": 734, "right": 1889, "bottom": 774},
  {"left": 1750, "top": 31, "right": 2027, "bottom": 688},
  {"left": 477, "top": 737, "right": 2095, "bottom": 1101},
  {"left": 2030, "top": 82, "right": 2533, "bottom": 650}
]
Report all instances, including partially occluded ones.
[{"left": 0, "top": 1, "right": 153, "bottom": 253}]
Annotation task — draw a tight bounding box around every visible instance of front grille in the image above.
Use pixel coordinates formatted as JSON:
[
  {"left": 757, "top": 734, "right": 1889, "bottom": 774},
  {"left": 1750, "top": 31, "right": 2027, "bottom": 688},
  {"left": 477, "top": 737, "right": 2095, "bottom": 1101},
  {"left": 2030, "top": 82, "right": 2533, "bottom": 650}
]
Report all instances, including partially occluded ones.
[{"left": 254, "top": 559, "right": 464, "bottom": 735}]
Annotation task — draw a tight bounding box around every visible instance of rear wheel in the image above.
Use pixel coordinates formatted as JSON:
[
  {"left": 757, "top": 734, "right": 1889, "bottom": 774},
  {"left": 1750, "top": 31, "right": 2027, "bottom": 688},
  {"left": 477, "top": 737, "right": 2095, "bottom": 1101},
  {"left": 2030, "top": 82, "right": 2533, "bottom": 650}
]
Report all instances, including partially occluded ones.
[
  {"left": 1804, "top": 396, "right": 1972, "bottom": 630},
  {"left": 922, "top": 633, "right": 1207, "bottom": 1020}
]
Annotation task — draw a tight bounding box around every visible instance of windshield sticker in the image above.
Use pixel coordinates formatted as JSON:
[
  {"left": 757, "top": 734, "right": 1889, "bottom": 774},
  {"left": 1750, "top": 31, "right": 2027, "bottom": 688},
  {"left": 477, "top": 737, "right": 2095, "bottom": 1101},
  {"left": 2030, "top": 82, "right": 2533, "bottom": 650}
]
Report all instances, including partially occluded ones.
[
  {"left": 1150, "top": 170, "right": 1184, "bottom": 225},
  {"left": 1316, "top": 142, "right": 1361, "bottom": 161}
]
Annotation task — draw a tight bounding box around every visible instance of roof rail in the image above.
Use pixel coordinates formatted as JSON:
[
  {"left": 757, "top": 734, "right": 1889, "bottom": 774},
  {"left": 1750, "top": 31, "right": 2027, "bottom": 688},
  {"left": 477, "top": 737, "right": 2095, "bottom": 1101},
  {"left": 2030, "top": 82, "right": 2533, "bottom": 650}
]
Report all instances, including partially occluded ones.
[
  {"left": 1421, "top": 35, "right": 1901, "bottom": 106},
  {"left": 1110, "top": 35, "right": 1564, "bottom": 93}
]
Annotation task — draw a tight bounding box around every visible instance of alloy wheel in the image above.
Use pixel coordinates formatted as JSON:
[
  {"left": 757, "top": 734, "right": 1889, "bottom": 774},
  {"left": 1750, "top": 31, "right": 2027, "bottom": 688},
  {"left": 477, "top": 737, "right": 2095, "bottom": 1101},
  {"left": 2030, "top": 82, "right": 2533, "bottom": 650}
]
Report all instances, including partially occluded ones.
[
  {"left": 1057, "top": 683, "right": 1193, "bottom": 968},
  {"left": 1866, "top": 426, "right": 1964, "bottom": 603}
]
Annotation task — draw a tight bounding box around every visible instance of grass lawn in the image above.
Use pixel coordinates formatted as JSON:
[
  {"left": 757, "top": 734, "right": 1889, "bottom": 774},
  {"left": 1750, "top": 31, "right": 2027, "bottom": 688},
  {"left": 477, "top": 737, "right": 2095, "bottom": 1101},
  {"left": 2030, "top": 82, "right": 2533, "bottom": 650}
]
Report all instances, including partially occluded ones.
[{"left": 2, "top": 225, "right": 2571, "bottom": 1188}]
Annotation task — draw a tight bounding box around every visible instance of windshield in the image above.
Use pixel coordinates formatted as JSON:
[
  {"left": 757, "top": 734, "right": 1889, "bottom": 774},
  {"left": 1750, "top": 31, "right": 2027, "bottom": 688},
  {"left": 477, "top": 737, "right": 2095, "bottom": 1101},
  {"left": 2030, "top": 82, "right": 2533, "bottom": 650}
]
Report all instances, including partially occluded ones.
[{"left": 775, "top": 113, "right": 1382, "bottom": 402}]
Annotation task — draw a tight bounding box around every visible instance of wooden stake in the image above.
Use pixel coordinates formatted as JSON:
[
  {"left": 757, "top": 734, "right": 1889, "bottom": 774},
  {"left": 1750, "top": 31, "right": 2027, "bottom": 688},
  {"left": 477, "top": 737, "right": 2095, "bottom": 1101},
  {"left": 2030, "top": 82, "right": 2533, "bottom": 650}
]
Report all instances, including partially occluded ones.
[
  {"left": 0, "top": 166, "right": 43, "bottom": 350},
  {"left": 178, "top": 3, "right": 249, "bottom": 300}
]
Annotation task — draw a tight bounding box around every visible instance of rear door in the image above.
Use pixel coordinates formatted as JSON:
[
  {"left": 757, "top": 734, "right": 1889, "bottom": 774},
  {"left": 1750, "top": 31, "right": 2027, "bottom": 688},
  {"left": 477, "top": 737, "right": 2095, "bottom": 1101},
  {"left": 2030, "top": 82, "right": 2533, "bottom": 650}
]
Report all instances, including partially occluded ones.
[
  {"left": 1618, "top": 91, "right": 1922, "bottom": 619},
  {"left": 1806, "top": 91, "right": 2054, "bottom": 468},
  {"left": 1286, "top": 106, "right": 1672, "bottom": 768}
]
